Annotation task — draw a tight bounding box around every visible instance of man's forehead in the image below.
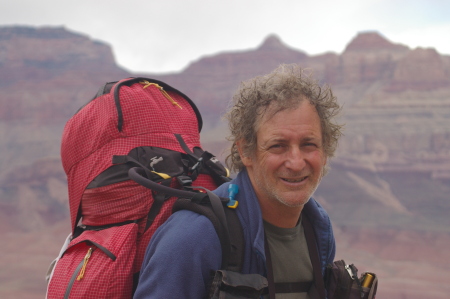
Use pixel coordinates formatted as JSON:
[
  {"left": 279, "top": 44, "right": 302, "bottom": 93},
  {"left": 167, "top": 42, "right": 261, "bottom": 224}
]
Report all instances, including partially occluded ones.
[
  {"left": 256, "top": 99, "right": 312, "bottom": 127},
  {"left": 254, "top": 100, "right": 322, "bottom": 141}
]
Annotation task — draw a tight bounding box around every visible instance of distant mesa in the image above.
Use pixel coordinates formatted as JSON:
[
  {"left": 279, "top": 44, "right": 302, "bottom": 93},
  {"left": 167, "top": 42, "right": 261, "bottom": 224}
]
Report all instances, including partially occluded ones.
[
  {"left": 344, "top": 31, "right": 409, "bottom": 52},
  {"left": 0, "top": 25, "right": 128, "bottom": 86},
  {"left": 0, "top": 25, "right": 86, "bottom": 40},
  {"left": 258, "top": 34, "right": 288, "bottom": 51}
]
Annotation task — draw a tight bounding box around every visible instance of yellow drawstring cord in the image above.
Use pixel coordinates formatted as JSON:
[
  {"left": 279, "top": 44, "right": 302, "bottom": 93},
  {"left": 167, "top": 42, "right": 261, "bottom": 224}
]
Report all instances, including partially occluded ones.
[
  {"left": 151, "top": 171, "right": 171, "bottom": 180},
  {"left": 140, "top": 81, "right": 182, "bottom": 109},
  {"left": 76, "top": 247, "right": 93, "bottom": 280}
]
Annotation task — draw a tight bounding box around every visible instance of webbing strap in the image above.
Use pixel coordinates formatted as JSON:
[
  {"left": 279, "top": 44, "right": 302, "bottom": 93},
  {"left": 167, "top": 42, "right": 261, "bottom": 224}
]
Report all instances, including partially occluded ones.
[
  {"left": 174, "top": 133, "right": 195, "bottom": 156},
  {"left": 144, "top": 179, "right": 172, "bottom": 231},
  {"left": 303, "top": 215, "right": 327, "bottom": 299},
  {"left": 264, "top": 234, "right": 276, "bottom": 299}
]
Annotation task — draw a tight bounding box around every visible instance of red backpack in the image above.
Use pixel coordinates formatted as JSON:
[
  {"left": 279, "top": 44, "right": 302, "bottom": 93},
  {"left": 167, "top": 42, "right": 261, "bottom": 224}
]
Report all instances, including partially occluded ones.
[{"left": 46, "top": 78, "right": 231, "bottom": 298}]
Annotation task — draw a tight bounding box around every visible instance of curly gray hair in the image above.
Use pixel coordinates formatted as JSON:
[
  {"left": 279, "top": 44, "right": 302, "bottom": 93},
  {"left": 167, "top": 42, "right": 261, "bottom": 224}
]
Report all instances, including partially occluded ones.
[{"left": 225, "top": 64, "right": 343, "bottom": 173}]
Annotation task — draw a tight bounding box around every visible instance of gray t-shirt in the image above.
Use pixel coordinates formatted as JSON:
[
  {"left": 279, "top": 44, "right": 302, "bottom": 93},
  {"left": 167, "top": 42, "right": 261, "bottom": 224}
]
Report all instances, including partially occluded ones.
[{"left": 263, "top": 218, "right": 313, "bottom": 299}]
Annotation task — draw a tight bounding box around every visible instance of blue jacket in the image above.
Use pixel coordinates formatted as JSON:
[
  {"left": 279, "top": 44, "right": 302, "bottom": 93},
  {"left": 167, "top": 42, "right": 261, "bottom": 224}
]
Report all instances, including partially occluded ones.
[{"left": 134, "top": 169, "right": 335, "bottom": 299}]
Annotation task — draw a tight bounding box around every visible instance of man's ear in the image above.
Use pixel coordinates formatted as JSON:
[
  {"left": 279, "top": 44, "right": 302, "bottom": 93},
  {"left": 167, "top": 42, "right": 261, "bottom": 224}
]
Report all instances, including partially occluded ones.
[{"left": 236, "top": 139, "right": 252, "bottom": 167}]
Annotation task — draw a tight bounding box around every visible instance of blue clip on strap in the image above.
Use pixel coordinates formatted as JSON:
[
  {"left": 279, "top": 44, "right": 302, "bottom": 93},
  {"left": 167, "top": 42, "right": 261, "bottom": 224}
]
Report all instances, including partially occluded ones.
[{"left": 227, "top": 184, "right": 239, "bottom": 209}]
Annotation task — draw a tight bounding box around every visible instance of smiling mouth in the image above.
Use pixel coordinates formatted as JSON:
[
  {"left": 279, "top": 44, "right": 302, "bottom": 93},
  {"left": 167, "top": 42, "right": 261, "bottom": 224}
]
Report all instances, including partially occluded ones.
[{"left": 281, "top": 176, "right": 307, "bottom": 183}]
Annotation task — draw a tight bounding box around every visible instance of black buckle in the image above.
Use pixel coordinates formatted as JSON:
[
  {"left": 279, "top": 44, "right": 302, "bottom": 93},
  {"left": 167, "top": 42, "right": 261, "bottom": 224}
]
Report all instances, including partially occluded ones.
[{"left": 177, "top": 175, "right": 193, "bottom": 187}]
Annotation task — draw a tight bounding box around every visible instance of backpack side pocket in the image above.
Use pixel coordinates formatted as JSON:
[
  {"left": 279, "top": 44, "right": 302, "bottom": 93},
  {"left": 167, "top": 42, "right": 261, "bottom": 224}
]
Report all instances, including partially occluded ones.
[
  {"left": 47, "top": 223, "right": 138, "bottom": 299},
  {"left": 325, "top": 260, "right": 378, "bottom": 299}
]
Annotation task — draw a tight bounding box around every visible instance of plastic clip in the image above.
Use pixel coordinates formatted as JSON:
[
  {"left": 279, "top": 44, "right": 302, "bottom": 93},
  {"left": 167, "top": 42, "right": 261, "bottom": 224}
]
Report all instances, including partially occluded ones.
[{"left": 227, "top": 184, "right": 239, "bottom": 209}]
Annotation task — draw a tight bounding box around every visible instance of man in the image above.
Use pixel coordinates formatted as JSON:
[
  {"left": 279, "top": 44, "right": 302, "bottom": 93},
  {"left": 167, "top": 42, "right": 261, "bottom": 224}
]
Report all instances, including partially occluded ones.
[{"left": 134, "top": 64, "right": 343, "bottom": 298}]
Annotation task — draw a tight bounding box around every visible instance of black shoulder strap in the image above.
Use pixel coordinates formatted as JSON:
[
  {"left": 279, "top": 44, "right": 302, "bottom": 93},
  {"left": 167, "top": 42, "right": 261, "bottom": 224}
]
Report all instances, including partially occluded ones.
[
  {"left": 222, "top": 206, "right": 244, "bottom": 272},
  {"left": 264, "top": 234, "right": 277, "bottom": 299},
  {"left": 303, "top": 215, "right": 327, "bottom": 299},
  {"left": 144, "top": 179, "right": 173, "bottom": 231},
  {"left": 173, "top": 198, "right": 244, "bottom": 272}
]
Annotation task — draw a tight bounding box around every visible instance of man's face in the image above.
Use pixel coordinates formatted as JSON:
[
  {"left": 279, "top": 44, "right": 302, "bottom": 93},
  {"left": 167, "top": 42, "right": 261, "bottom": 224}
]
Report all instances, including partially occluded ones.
[{"left": 241, "top": 100, "right": 327, "bottom": 210}]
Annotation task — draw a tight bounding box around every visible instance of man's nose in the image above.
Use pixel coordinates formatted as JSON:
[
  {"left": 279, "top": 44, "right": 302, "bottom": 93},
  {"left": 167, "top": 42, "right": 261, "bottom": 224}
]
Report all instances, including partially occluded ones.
[{"left": 284, "top": 147, "right": 306, "bottom": 171}]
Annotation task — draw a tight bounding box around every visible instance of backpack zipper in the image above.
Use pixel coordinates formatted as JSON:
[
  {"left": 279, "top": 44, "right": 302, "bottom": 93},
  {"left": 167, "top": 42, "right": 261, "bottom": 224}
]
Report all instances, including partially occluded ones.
[
  {"left": 76, "top": 247, "right": 93, "bottom": 280},
  {"left": 140, "top": 80, "right": 182, "bottom": 109}
]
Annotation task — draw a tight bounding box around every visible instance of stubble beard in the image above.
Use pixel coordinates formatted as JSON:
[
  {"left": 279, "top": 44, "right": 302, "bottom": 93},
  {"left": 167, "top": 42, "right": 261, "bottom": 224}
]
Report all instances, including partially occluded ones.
[{"left": 253, "top": 166, "right": 326, "bottom": 208}]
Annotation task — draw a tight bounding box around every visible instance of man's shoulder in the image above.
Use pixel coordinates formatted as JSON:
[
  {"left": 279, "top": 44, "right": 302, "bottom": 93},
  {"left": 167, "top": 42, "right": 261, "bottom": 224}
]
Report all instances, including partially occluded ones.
[
  {"left": 162, "top": 209, "right": 218, "bottom": 230},
  {"left": 305, "top": 198, "right": 330, "bottom": 220},
  {"left": 212, "top": 180, "right": 232, "bottom": 197},
  {"left": 152, "top": 209, "right": 221, "bottom": 247}
]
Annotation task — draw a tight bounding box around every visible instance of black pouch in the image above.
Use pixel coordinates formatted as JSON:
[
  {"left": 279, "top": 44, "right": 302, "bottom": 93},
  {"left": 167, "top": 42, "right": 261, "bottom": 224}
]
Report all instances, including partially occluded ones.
[
  {"left": 208, "top": 270, "right": 268, "bottom": 299},
  {"left": 325, "top": 260, "right": 378, "bottom": 299}
]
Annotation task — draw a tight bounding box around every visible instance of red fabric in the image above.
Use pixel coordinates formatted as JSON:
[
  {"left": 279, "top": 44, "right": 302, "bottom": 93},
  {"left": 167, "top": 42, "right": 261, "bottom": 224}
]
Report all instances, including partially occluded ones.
[{"left": 81, "top": 181, "right": 153, "bottom": 227}]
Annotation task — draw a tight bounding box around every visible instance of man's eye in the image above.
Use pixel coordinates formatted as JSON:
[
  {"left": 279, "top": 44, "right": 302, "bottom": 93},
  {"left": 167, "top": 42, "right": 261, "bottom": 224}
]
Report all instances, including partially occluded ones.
[
  {"left": 267, "top": 144, "right": 286, "bottom": 153},
  {"left": 304, "top": 143, "right": 318, "bottom": 148},
  {"left": 269, "top": 144, "right": 284, "bottom": 149}
]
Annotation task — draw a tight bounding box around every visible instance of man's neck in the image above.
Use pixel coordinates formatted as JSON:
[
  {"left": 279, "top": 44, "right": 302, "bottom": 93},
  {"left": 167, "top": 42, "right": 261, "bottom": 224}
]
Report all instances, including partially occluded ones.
[{"left": 259, "top": 201, "right": 303, "bottom": 228}]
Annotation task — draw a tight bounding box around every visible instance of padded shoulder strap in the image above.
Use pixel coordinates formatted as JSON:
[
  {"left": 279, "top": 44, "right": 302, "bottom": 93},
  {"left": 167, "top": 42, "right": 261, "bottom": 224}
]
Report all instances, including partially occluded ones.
[
  {"left": 173, "top": 198, "right": 244, "bottom": 272},
  {"left": 222, "top": 206, "right": 244, "bottom": 272}
]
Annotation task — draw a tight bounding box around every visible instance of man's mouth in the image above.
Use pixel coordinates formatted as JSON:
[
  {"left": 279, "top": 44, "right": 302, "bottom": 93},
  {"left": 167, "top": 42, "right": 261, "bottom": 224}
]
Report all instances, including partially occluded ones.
[{"left": 281, "top": 176, "right": 307, "bottom": 183}]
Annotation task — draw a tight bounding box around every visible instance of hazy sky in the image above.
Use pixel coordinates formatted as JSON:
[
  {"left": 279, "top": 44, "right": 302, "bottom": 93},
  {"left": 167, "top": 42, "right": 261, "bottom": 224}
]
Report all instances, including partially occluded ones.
[{"left": 1, "top": 0, "right": 449, "bottom": 73}]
